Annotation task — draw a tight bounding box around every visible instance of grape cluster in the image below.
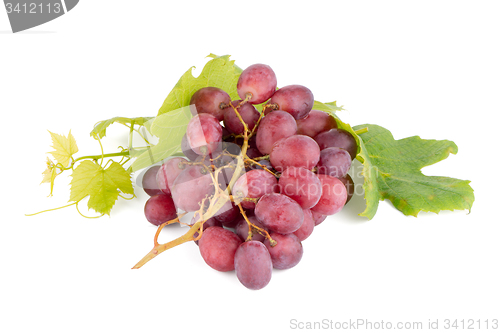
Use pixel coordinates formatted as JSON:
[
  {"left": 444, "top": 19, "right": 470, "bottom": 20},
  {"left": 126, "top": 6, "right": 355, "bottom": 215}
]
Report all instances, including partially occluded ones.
[{"left": 141, "top": 63, "right": 356, "bottom": 290}]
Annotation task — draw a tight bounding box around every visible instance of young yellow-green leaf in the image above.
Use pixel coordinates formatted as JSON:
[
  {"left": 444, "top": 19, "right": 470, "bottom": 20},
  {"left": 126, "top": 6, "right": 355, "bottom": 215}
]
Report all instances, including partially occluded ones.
[
  {"left": 352, "top": 124, "right": 474, "bottom": 218},
  {"left": 48, "top": 130, "right": 78, "bottom": 167},
  {"left": 157, "top": 54, "right": 243, "bottom": 116},
  {"left": 70, "top": 160, "right": 134, "bottom": 215},
  {"left": 41, "top": 157, "right": 58, "bottom": 196},
  {"left": 41, "top": 158, "right": 54, "bottom": 184},
  {"left": 90, "top": 116, "right": 154, "bottom": 139},
  {"left": 129, "top": 106, "right": 191, "bottom": 172}
]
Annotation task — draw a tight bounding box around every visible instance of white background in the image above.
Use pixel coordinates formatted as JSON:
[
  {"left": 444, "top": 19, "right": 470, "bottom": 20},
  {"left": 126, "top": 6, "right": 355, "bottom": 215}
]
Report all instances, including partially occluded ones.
[{"left": 1, "top": 1, "right": 499, "bottom": 332}]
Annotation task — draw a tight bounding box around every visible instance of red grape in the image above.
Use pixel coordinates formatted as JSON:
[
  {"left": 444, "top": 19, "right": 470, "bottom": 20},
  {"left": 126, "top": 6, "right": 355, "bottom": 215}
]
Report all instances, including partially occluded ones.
[
  {"left": 171, "top": 165, "right": 215, "bottom": 212},
  {"left": 311, "top": 174, "right": 347, "bottom": 215},
  {"left": 256, "top": 110, "right": 297, "bottom": 155},
  {"left": 237, "top": 64, "right": 277, "bottom": 104},
  {"left": 223, "top": 100, "right": 260, "bottom": 134},
  {"left": 269, "top": 85, "right": 314, "bottom": 119},
  {"left": 186, "top": 113, "right": 222, "bottom": 155},
  {"left": 296, "top": 110, "right": 337, "bottom": 137},
  {"left": 293, "top": 208, "right": 314, "bottom": 241},
  {"left": 156, "top": 157, "right": 188, "bottom": 195},
  {"left": 235, "top": 215, "right": 267, "bottom": 242},
  {"left": 314, "top": 128, "right": 357, "bottom": 160},
  {"left": 278, "top": 166, "right": 322, "bottom": 209},
  {"left": 141, "top": 165, "right": 162, "bottom": 196},
  {"left": 144, "top": 194, "right": 177, "bottom": 226},
  {"left": 234, "top": 241, "right": 273, "bottom": 290},
  {"left": 232, "top": 169, "right": 278, "bottom": 209},
  {"left": 199, "top": 226, "right": 242, "bottom": 272},
  {"left": 213, "top": 199, "right": 240, "bottom": 227},
  {"left": 255, "top": 193, "right": 304, "bottom": 234},
  {"left": 264, "top": 232, "right": 303, "bottom": 269},
  {"left": 190, "top": 87, "right": 231, "bottom": 121},
  {"left": 270, "top": 135, "right": 320, "bottom": 171},
  {"left": 316, "top": 147, "right": 352, "bottom": 178}
]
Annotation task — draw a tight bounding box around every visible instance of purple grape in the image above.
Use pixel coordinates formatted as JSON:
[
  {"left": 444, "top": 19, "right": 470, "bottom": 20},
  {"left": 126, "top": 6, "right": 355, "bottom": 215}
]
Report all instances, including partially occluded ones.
[
  {"left": 293, "top": 208, "right": 314, "bottom": 241},
  {"left": 190, "top": 87, "right": 231, "bottom": 121},
  {"left": 142, "top": 165, "right": 163, "bottom": 196},
  {"left": 314, "top": 128, "right": 357, "bottom": 160},
  {"left": 255, "top": 193, "right": 304, "bottom": 234},
  {"left": 296, "top": 110, "right": 337, "bottom": 137},
  {"left": 264, "top": 232, "right": 303, "bottom": 269},
  {"left": 156, "top": 157, "right": 188, "bottom": 195},
  {"left": 171, "top": 165, "right": 215, "bottom": 212},
  {"left": 186, "top": 113, "right": 222, "bottom": 155},
  {"left": 198, "top": 226, "right": 242, "bottom": 272},
  {"left": 223, "top": 100, "right": 260, "bottom": 134},
  {"left": 270, "top": 135, "right": 320, "bottom": 172},
  {"left": 235, "top": 215, "right": 268, "bottom": 242},
  {"left": 256, "top": 110, "right": 297, "bottom": 155},
  {"left": 234, "top": 241, "right": 273, "bottom": 290},
  {"left": 311, "top": 174, "right": 347, "bottom": 216},
  {"left": 237, "top": 64, "right": 277, "bottom": 104},
  {"left": 316, "top": 147, "right": 352, "bottom": 178},
  {"left": 144, "top": 194, "right": 177, "bottom": 226},
  {"left": 278, "top": 166, "right": 322, "bottom": 209},
  {"left": 245, "top": 148, "right": 263, "bottom": 159},
  {"left": 269, "top": 85, "right": 314, "bottom": 120},
  {"left": 338, "top": 173, "right": 355, "bottom": 204},
  {"left": 232, "top": 169, "right": 279, "bottom": 209},
  {"left": 214, "top": 200, "right": 240, "bottom": 228}
]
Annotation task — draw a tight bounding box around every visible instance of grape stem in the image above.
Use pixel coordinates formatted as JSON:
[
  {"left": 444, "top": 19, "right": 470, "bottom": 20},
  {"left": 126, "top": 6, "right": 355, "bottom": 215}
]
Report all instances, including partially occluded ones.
[
  {"left": 244, "top": 158, "right": 277, "bottom": 177},
  {"left": 354, "top": 127, "right": 368, "bottom": 135},
  {"left": 133, "top": 221, "right": 203, "bottom": 269},
  {"left": 133, "top": 94, "right": 281, "bottom": 269},
  {"left": 236, "top": 203, "right": 276, "bottom": 246}
]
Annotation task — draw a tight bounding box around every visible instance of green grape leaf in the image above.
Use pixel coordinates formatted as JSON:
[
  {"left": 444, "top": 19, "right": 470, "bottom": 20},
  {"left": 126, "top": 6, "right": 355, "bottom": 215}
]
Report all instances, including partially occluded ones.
[
  {"left": 129, "top": 106, "right": 192, "bottom": 172},
  {"left": 48, "top": 130, "right": 78, "bottom": 167},
  {"left": 157, "top": 54, "right": 242, "bottom": 116},
  {"left": 90, "top": 116, "right": 154, "bottom": 139},
  {"left": 352, "top": 124, "right": 474, "bottom": 218},
  {"left": 312, "top": 100, "right": 345, "bottom": 114},
  {"left": 69, "top": 160, "right": 134, "bottom": 215}
]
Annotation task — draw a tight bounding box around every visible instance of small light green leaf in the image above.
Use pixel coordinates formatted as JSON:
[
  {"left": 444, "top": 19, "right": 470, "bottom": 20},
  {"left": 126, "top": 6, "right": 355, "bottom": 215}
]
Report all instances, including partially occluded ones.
[
  {"left": 70, "top": 160, "right": 133, "bottom": 215},
  {"left": 352, "top": 124, "right": 474, "bottom": 218},
  {"left": 90, "top": 116, "right": 154, "bottom": 139},
  {"left": 48, "top": 130, "right": 78, "bottom": 167},
  {"left": 41, "top": 157, "right": 58, "bottom": 196}
]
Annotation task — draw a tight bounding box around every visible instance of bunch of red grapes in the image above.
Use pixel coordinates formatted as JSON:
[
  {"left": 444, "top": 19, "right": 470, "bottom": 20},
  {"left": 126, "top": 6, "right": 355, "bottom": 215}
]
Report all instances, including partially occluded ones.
[{"left": 140, "top": 64, "right": 356, "bottom": 290}]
